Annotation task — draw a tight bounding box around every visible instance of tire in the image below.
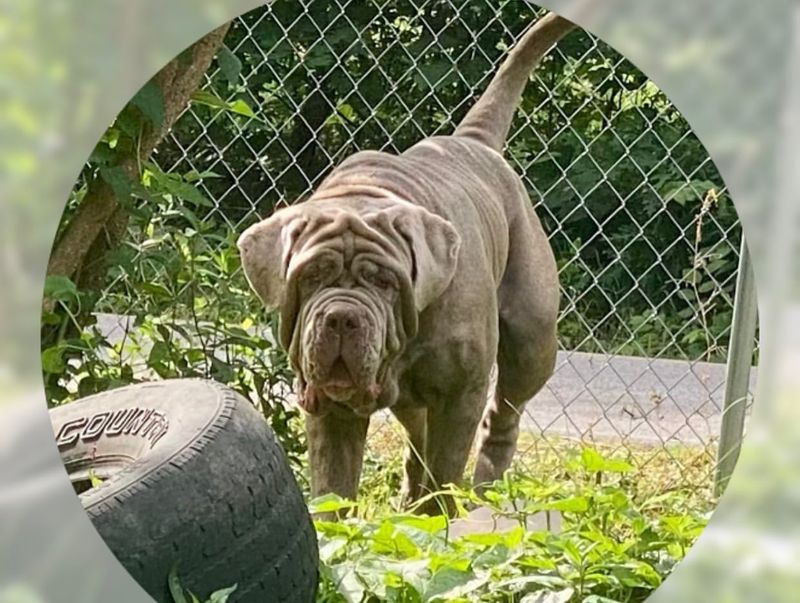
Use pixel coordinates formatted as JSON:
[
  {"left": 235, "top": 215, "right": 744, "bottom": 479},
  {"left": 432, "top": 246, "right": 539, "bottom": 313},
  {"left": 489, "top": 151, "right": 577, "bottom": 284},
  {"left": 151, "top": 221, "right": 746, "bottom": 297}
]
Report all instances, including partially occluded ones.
[{"left": 49, "top": 379, "right": 319, "bottom": 603}]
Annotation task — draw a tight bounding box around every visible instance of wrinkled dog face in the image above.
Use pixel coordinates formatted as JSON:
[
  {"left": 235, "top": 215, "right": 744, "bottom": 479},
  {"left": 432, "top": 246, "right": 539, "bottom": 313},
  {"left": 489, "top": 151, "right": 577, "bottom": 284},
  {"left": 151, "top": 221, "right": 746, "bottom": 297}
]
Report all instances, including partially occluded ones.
[
  {"left": 292, "top": 241, "right": 407, "bottom": 415},
  {"left": 238, "top": 197, "right": 460, "bottom": 417}
]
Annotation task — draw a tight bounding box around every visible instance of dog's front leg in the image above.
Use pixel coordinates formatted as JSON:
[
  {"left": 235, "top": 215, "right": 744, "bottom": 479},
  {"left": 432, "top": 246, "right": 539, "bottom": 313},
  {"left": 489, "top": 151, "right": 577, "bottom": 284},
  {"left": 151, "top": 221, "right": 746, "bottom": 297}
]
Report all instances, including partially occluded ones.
[
  {"left": 390, "top": 405, "right": 428, "bottom": 509},
  {"left": 306, "top": 408, "right": 370, "bottom": 513}
]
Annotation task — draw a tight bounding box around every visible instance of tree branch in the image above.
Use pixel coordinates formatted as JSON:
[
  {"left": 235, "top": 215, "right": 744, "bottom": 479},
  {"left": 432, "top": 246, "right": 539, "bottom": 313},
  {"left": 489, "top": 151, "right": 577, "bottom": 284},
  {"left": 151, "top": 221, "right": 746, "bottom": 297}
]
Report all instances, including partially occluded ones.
[{"left": 46, "top": 22, "right": 231, "bottom": 284}]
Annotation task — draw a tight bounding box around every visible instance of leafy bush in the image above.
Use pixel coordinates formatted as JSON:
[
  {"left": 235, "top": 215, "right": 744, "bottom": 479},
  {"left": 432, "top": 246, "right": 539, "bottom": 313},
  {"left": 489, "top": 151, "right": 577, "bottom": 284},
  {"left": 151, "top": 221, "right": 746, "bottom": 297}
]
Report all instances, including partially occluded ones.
[
  {"left": 41, "top": 167, "right": 307, "bottom": 462},
  {"left": 312, "top": 448, "right": 710, "bottom": 603}
]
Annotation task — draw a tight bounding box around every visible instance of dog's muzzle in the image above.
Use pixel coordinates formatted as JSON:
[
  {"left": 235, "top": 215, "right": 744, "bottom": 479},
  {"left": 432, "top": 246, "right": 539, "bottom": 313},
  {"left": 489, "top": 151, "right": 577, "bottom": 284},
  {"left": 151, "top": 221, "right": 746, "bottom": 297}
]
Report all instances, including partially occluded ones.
[{"left": 298, "top": 292, "right": 384, "bottom": 415}]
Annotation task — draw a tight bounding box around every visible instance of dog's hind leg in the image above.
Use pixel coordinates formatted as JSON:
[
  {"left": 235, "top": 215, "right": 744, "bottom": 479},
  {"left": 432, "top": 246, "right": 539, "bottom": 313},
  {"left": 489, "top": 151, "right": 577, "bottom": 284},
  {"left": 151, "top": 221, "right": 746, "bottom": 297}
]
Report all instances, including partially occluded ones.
[{"left": 473, "top": 204, "right": 559, "bottom": 491}]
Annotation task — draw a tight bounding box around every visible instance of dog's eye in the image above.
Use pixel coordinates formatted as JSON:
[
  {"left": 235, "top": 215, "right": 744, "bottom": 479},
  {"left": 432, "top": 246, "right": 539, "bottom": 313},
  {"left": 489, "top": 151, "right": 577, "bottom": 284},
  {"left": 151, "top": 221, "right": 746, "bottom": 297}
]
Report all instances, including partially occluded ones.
[
  {"left": 363, "top": 268, "right": 397, "bottom": 291},
  {"left": 300, "top": 267, "right": 321, "bottom": 284},
  {"left": 300, "top": 261, "right": 333, "bottom": 288}
]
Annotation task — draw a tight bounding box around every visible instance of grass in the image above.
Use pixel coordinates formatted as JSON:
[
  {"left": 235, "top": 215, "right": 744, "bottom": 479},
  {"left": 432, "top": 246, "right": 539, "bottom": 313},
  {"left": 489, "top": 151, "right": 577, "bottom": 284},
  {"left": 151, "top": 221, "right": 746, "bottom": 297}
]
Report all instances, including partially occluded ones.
[
  {"left": 357, "top": 420, "right": 717, "bottom": 517},
  {"left": 313, "top": 421, "right": 717, "bottom": 602},
  {"left": 169, "top": 421, "right": 718, "bottom": 603}
]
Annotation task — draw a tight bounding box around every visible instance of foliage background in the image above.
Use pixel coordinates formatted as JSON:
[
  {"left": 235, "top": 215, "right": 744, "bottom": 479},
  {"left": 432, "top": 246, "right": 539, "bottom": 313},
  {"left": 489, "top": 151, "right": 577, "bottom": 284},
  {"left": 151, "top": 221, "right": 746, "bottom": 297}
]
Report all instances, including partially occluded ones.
[{"left": 41, "top": 0, "right": 738, "bottom": 471}]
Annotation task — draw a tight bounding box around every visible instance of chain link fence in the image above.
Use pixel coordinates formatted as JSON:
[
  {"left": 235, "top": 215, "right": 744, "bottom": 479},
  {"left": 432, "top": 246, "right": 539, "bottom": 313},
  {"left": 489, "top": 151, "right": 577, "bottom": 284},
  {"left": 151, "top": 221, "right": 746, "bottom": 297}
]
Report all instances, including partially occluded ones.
[{"left": 89, "top": 0, "right": 755, "bottom": 495}]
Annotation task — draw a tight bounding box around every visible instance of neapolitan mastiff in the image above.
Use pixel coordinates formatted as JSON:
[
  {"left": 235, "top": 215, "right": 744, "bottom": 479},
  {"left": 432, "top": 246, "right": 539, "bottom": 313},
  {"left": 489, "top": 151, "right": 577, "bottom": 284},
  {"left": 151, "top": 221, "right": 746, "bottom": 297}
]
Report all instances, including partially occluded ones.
[{"left": 238, "top": 12, "right": 576, "bottom": 513}]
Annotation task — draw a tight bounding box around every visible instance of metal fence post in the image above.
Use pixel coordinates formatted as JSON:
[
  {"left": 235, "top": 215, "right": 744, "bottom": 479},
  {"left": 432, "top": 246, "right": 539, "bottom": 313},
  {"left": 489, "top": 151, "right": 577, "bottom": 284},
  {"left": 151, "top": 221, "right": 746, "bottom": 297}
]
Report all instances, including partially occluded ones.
[{"left": 714, "top": 238, "right": 758, "bottom": 496}]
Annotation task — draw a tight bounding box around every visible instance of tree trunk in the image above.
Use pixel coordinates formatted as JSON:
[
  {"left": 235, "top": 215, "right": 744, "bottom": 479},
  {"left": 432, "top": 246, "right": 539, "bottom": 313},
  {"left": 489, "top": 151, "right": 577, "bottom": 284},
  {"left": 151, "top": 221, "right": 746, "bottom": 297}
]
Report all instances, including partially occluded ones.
[{"left": 46, "top": 22, "right": 232, "bottom": 287}]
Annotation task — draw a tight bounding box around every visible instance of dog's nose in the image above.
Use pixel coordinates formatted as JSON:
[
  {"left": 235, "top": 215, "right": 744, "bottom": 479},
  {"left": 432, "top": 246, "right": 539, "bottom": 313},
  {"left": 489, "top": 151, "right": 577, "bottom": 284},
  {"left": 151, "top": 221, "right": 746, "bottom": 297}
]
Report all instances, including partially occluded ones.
[{"left": 323, "top": 304, "right": 362, "bottom": 334}]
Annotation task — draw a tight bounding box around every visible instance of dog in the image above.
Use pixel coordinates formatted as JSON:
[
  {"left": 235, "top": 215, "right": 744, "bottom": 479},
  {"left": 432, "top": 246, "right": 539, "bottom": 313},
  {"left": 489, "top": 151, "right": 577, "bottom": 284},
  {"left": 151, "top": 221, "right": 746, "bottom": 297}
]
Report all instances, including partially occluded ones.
[{"left": 238, "top": 12, "right": 575, "bottom": 513}]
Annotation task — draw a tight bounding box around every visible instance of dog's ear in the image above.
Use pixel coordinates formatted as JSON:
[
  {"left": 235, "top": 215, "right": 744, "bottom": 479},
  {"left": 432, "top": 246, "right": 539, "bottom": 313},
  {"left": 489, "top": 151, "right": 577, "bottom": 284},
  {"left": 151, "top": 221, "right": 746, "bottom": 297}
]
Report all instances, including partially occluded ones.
[
  {"left": 237, "top": 209, "right": 309, "bottom": 311},
  {"left": 390, "top": 205, "right": 461, "bottom": 311}
]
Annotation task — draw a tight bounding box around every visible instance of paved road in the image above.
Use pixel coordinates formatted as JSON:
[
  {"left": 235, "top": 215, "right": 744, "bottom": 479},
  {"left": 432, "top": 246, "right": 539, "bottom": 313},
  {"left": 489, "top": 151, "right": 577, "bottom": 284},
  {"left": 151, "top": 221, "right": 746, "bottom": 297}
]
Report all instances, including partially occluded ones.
[
  {"left": 522, "top": 350, "right": 756, "bottom": 446},
  {"left": 94, "top": 313, "right": 757, "bottom": 447}
]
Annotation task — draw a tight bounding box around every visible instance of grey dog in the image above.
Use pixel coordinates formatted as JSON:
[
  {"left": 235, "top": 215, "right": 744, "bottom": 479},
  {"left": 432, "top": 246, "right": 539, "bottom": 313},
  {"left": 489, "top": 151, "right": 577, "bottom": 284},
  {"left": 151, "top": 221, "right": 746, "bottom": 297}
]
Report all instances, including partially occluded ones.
[{"left": 238, "top": 12, "right": 575, "bottom": 513}]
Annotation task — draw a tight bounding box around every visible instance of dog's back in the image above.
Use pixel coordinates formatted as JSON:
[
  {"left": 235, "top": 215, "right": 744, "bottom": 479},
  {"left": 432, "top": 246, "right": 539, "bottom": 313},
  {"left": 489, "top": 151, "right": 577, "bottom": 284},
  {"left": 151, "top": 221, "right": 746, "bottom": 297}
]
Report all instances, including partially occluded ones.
[{"left": 314, "top": 12, "right": 576, "bottom": 285}]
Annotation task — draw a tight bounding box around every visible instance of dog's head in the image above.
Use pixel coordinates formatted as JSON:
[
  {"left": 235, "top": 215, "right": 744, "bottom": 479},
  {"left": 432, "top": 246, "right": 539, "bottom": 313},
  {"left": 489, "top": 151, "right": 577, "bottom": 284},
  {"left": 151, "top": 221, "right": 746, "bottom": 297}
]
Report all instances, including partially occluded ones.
[{"left": 237, "top": 196, "right": 460, "bottom": 417}]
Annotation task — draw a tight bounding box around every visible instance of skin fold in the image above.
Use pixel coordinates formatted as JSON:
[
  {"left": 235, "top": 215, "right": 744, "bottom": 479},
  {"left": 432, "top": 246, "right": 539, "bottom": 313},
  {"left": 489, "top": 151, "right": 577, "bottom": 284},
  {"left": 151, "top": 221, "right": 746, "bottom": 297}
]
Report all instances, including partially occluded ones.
[{"left": 238, "top": 12, "right": 575, "bottom": 515}]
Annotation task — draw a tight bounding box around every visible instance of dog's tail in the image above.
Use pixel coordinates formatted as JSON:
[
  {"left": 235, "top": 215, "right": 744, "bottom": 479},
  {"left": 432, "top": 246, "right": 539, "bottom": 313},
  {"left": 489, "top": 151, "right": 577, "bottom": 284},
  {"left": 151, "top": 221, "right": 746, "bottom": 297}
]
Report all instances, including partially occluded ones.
[{"left": 453, "top": 12, "right": 576, "bottom": 152}]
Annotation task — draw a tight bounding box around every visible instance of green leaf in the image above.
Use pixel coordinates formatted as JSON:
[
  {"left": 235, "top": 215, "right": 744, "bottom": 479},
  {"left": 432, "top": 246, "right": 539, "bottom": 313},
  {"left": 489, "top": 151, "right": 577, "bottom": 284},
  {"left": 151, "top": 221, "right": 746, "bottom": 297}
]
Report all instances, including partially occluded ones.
[
  {"left": 304, "top": 45, "right": 336, "bottom": 71},
  {"left": 131, "top": 80, "right": 165, "bottom": 128},
  {"left": 168, "top": 566, "right": 189, "bottom": 603},
  {"left": 545, "top": 496, "right": 590, "bottom": 513},
  {"left": 140, "top": 282, "right": 174, "bottom": 300},
  {"left": 329, "top": 563, "right": 366, "bottom": 603},
  {"left": 337, "top": 103, "right": 357, "bottom": 123},
  {"left": 184, "top": 170, "right": 222, "bottom": 183},
  {"left": 115, "top": 106, "right": 141, "bottom": 139},
  {"left": 309, "top": 493, "right": 359, "bottom": 514},
  {"left": 459, "top": 530, "right": 511, "bottom": 547},
  {"left": 217, "top": 45, "right": 242, "bottom": 86},
  {"left": 471, "top": 544, "right": 511, "bottom": 570},
  {"left": 43, "top": 275, "right": 78, "bottom": 302},
  {"left": 227, "top": 99, "right": 258, "bottom": 119},
  {"left": 170, "top": 180, "right": 213, "bottom": 208},
  {"left": 370, "top": 521, "right": 419, "bottom": 558},
  {"left": 417, "top": 59, "right": 451, "bottom": 88},
  {"left": 520, "top": 588, "right": 575, "bottom": 603},
  {"left": 41, "top": 311, "right": 62, "bottom": 326},
  {"left": 144, "top": 162, "right": 214, "bottom": 207},
  {"left": 580, "top": 448, "right": 607, "bottom": 472},
  {"left": 101, "top": 127, "right": 120, "bottom": 148},
  {"left": 315, "top": 520, "right": 361, "bottom": 540},
  {"left": 682, "top": 268, "right": 701, "bottom": 283},
  {"left": 580, "top": 448, "right": 633, "bottom": 473},
  {"left": 99, "top": 165, "right": 134, "bottom": 200},
  {"left": 423, "top": 567, "right": 481, "bottom": 602},
  {"left": 148, "top": 341, "right": 171, "bottom": 366},
  {"left": 394, "top": 514, "right": 448, "bottom": 534},
  {"left": 498, "top": 575, "right": 570, "bottom": 592},
  {"left": 41, "top": 346, "right": 67, "bottom": 374},
  {"left": 88, "top": 469, "right": 104, "bottom": 488},
  {"left": 207, "top": 584, "right": 238, "bottom": 603},
  {"left": 191, "top": 90, "right": 259, "bottom": 120},
  {"left": 156, "top": 323, "right": 172, "bottom": 343},
  {"left": 89, "top": 141, "right": 118, "bottom": 166},
  {"left": 210, "top": 357, "right": 235, "bottom": 383},
  {"left": 561, "top": 540, "right": 584, "bottom": 566}
]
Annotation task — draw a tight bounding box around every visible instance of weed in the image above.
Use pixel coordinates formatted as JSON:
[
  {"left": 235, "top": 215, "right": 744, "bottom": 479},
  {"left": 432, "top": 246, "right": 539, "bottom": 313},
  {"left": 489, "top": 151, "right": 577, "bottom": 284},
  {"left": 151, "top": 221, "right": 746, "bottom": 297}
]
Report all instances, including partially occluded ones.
[{"left": 313, "top": 447, "right": 711, "bottom": 603}]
